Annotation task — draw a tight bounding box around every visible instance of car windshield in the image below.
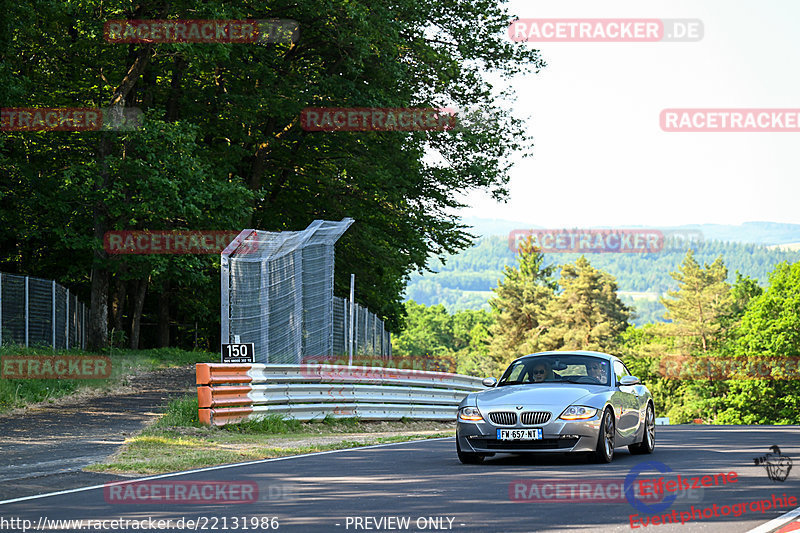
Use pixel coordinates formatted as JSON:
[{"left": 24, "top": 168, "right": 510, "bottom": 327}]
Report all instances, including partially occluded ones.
[{"left": 497, "top": 355, "right": 611, "bottom": 387}]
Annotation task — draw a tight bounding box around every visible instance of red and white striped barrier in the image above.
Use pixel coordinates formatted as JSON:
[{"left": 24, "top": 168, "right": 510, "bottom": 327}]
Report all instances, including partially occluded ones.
[{"left": 196, "top": 363, "right": 485, "bottom": 426}]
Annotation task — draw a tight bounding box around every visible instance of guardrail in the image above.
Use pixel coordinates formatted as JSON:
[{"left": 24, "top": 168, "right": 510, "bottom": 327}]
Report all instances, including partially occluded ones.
[{"left": 196, "top": 363, "right": 486, "bottom": 426}]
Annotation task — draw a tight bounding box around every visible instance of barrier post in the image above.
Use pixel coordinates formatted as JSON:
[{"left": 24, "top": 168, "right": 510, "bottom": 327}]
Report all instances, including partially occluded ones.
[
  {"left": 65, "top": 288, "right": 70, "bottom": 350},
  {"left": 52, "top": 280, "right": 56, "bottom": 349},
  {"left": 348, "top": 274, "right": 354, "bottom": 365},
  {"left": 24, "top": 275, "right": 29, "bottom": 347}
]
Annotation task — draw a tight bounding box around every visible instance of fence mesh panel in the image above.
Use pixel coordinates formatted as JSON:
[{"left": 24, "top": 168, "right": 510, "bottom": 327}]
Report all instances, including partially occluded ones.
[
  {"left": 332, "top": 297, "right": 346, "bottom": 356},
  {"left": 1, "top": 274, "right": 25, "bottom": 344},
  {"left": 0, "top": 272, "right": 87, "bottom": 349},
  {"left": 55, "top": 284, "right": 66, "bottom": 348},
  {"left": 69, "top": 292, "right": 80, "bottom": 348},
  {"left": 27, "top": 278, "right": 52, "bottom": 346},
  {"left": 222, "top": 219, "right": 390, "bottom": 363},
  {"left": 328, "top": 297, "right": 391, "bottom": 358}
]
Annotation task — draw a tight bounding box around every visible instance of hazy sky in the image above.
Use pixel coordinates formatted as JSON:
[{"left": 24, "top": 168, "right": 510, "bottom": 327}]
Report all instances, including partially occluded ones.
[{"left": 457, "top": 0, "right": 800, "bottom": 227}]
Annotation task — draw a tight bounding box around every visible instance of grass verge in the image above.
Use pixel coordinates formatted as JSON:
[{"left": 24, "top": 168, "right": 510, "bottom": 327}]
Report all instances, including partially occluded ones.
[
  {"left": 87, "top": 395, "right": 454, "bottom": 475},
  {"left": 0, "top": 346, "right": 215, "bottom": 414},
  {"left": 86, "top": 431, "right": 450, "bottom": 475}
]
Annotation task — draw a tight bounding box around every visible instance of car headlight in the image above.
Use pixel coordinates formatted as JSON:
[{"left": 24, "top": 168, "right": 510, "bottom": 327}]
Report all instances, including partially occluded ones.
[
  {"left": 458, "top": 407, "right": 484, "bottom": 422},
  {"left": 559, "top": 406, "right": 598, "bottom": 420}
]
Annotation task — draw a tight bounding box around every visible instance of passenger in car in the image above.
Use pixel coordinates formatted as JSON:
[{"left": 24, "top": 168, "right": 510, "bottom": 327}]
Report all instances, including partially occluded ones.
[{"left": 587, "top": 360, "right": 608, "bottom": 384}]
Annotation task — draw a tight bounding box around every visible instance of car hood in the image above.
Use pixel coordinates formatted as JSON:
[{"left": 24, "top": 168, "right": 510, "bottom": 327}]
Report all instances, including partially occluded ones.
[{"left": 476, "top": 384, "right": 603, "bottom": 410}]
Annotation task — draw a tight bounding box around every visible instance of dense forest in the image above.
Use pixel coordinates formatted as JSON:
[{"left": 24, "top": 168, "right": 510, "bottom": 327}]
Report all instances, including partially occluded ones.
[
  {"left": 394, "top": 238, "right": 800, "bottom": 424},
  {"left": 0, "top": 0, "right": 544, "bottom": 349},
  {"left": 405, "top": 235, "right": 800, "bottom": 324}
]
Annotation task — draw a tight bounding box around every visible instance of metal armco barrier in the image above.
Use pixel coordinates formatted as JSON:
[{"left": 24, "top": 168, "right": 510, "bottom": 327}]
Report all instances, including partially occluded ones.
[{"left": 196, "top": 363, "right": 486, "bottom": 426}]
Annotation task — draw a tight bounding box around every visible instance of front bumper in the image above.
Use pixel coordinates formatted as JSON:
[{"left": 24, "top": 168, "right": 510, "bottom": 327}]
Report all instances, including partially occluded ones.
[{"left": 457, "top": 413, "right": 602, "bottom": 454}]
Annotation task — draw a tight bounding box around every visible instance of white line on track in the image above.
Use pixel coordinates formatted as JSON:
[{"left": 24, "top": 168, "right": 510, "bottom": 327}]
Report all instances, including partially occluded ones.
[
  {"left": 0, "top": 436, "right": 453, "bottom": 506},
  {"left": 747, "top": 505, "right": 800, "bottom": 533}
]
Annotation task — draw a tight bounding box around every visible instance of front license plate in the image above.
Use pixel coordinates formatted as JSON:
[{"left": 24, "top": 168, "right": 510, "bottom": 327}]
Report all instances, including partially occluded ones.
[{"left": 497, "top": 428, "right": 542, "bottom": 440}]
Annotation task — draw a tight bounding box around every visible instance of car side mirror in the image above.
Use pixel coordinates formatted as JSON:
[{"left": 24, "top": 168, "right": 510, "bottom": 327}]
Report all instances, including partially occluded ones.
[
  {"left": 482, "top": 377, "right": 498, "bottom": 387},
  {"left": 620, "top": 375, "right": 640, "bottom": 386}
]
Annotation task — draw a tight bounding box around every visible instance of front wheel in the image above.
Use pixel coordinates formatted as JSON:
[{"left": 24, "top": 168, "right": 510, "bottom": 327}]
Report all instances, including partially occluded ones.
[
  {"left": 592, "top": 408, "right": 615, "bottom": 463},
  {"left": 457, "top": 438, "right": 484, "bottom": 464},
  {"left": 629, "top": 403, "right": 655, "bottom": 455}
]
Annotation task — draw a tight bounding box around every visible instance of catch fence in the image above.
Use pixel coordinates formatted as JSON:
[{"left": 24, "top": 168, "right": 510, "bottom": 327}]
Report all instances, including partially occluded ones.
[
  {"left": 332, "top": 296, "right": 391, "bottom": 357},
  {"left": 0, "top": 272, "right": 87, "bottom": 349},
  {"left": 221, "top": 219, "right": 391, "bottom": 363}
]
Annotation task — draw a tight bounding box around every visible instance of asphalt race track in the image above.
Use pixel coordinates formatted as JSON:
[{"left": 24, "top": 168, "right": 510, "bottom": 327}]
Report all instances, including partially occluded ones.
[{"left": 0, "top": 426, "right": 798, "bottom": 533}]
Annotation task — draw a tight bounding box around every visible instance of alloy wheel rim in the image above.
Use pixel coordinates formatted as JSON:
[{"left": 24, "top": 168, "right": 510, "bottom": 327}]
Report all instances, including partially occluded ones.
[
  {"left": 646, "top": 407, "right": 655, "bottom": 448},
  {"left": 604, "top": 414, "right": 614, "bottom": 457}
]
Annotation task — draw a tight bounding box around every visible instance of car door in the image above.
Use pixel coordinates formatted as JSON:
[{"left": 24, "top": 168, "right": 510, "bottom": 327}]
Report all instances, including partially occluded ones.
[{"left": 613, "top": 360, "right": 639, "bottom": 442}]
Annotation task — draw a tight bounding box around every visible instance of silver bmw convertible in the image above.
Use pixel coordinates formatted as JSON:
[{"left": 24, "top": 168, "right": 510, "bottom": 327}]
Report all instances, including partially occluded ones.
[{"left": 456, "top": 351, "right": 655, "bottom": 464}]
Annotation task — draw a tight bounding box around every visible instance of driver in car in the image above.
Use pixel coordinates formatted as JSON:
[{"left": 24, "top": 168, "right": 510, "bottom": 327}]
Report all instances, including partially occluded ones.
[
  {"left": 587, "top": 360, "right": 608, "bottom": 384},
  {"left": 530, "top": 361, "right": 551, "bottom": 382}
]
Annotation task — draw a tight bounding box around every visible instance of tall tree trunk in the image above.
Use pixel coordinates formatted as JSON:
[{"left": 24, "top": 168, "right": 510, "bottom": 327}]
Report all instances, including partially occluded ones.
[
  {"left": 158, "top": 281, "right": 170, "bottom": 347},
  {"left": 88, "top": 139, "right": 111, "bottom": 351},
  {"left": 111, "top": 273, "right": 128, "bottom": 333},
  {"left": 87, "top": 45, "right": 152, "bottom": 350},
  {"left": 130, "top": 277, "right": 148, "bottom": 349},
  {"left": 87, "top": 252, "right": 109, "bottom": 350}
]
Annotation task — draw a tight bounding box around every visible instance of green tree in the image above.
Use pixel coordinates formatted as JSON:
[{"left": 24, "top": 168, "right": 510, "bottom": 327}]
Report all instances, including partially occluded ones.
[
  {"left": 1, "top": 0, "right": 546, "bottom": 348},
  {"left": 451, "top": 309, "right": 493, "bottom": 351},
  {"left": 452, "top": 309, "right": 496, "bottom": 376},
  {"left": 619, "top": 324, "right": 687, "bottom": 420},
  {"left": 402, "top": 235, "right": 800, "bottom": 318},
  {"left": 621, "top": 261, "right": 800, "bottom": 425},
  {"left": 717, "top": 272, "right": 763, "bottom": 343},
  {"left": 487, "top": 236, "right": 556, "bottom": 366},
  {"left": 538, "top": 256, "right": 630, "bottom": 352},
  {"left": 391, "top": 301, "right": 454, "bottom": 357},
  {"left": 660, "top": 250, "right": 733, "bottom": 353},
  {"left": 736, "top": 261, "right": 800, "bottom": 357},
  {"left": 714, "top": 261, "right": 800, "bottom": 424},
  {"left": 391, "top": 301, "right": 496, "bottom": 376}
]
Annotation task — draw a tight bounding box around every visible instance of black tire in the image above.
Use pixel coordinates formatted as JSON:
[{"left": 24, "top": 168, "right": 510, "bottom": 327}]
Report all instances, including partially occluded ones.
[
  {"left": 592, "top": 408, "right": 615, "bottom": 463},
  {"left": 457, "top": 438, "right": 485, "bottom": 464},
  {"left": 629, "top": 403, "right": 655, "bottom": 455}
]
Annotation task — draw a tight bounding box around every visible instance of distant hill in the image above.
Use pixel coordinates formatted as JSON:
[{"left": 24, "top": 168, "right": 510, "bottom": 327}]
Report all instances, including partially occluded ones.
[
  {"left": 405, "top": 228, "right": 800, "bottom": 326},
  {"left": 460, "top": 217, "right": 800, "bottom": 246},
  {"left": 459, "top": 217, "right": 536, "bottom": 237}
]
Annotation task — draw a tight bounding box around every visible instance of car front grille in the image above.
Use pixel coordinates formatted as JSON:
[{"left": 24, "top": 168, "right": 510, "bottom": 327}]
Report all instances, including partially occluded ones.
[
  {"left": 520, "top": 411, "right": 551, "bottom": 425},
  {"left": 488, "top": 411, "right": 517, "bottom": 425},
  {"left": 469, "top": 438, "right": 579, "bottom": 450}
]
